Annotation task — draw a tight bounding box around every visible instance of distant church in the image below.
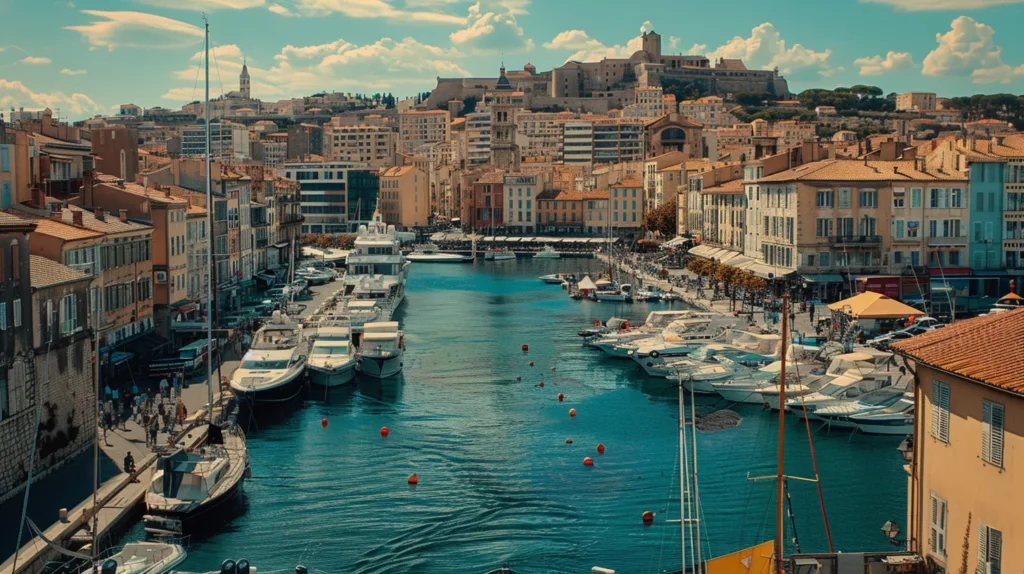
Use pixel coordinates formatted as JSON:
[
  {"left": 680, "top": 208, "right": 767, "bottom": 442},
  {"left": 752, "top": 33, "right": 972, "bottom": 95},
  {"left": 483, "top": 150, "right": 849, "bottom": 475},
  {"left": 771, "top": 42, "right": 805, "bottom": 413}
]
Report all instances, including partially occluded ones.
[{"left": 192, "top": 58, "right": 262, "bottom": 119}]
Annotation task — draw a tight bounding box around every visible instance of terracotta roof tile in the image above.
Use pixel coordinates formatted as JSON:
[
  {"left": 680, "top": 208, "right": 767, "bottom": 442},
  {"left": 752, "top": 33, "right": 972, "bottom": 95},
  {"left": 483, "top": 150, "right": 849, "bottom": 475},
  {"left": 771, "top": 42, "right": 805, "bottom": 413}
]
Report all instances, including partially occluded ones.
[
  {"left": 702, "top": 179, "right": 745, "bottom": 194},
  {"left": 29, "top": 255, "right": 90, "bottom": 288},
  {"left": 28, "top": 217, "right": 103, "bottom": 241},
  {"left": 0, "top": 212, "right": 35, "bottom": 229},
  {"left": 613, "top": 179, "right": 643, "bottom": 187},
  {"left": 758, "top": 159, "right": 967, "bottom": 183},
  {"left": 892, "top": 307, "right": 1024, "bottom": 395}
]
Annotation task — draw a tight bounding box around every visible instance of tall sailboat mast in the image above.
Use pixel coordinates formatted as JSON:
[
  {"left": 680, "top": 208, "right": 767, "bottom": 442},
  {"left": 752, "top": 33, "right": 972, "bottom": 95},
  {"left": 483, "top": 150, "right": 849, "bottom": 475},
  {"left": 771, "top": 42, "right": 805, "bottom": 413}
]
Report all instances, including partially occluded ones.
[
  {"left": 204, "top": 16, "right": 214, "bottom": 416},
  {"left": 776, "top": 295, "right": 789, "bottom": 574}
]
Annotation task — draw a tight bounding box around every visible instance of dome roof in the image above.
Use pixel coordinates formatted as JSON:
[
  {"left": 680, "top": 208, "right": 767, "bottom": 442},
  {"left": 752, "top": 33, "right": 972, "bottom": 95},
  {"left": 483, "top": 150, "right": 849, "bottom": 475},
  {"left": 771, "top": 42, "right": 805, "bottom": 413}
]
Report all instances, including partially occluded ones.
[{"left": 495, "top": 73, "right": 512, "bottom": 90}]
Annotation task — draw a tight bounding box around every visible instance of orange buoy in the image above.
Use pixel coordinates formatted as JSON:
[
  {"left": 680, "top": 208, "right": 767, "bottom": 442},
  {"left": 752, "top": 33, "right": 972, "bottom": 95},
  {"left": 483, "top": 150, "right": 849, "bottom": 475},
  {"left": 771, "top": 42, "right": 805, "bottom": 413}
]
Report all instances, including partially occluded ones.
[
  {"left": 522, "top": 344, "right": 529, "bottom": 351},
  {"left": 538, "top": 381, "right": 545, "bottom": 388},
  {"left": 597, "top": 443, "right": 606, "bottom": 454},
  {"left": 565, "top": 438, "right": 573, "bottom": 444},
  {"left": 407, "top": 473, "right": 419, "bottom": 485},
  {"left": 557, "top": 393, "right": 564, "bottom": 402},
  {"left": 583, "top": 457, "right": 594, "bottom": 466},
  {"left": 569, "top": 408, "right": 577, "bottom": 418},
  {"left": 642, "top": 510, "right": 655, "bottom": 525},
  {"left": 321, "top": 418, "right": 328, "bottom": 428},
  {"left": 380, "top": 426, "right": 390, "bottom": 438},
  {"left": 529, "top": 361, "right": 535, "bottom": 367}
]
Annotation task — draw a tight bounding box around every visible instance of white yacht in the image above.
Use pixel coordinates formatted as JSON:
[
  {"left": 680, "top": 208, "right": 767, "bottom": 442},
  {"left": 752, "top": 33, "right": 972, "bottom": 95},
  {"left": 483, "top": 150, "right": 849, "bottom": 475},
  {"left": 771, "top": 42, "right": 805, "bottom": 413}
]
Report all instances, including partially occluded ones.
[
  {"left": 406, "top": 244, "right": 471, "bottom": 263},
  {"left": 632, "top": 325, "right": 765, "bottom": 376},
  {"left": 852, "top": 396, "right": 915, "bottom": 435},
  {"left": 350, "top": 274, "right": 404, "bottom": 321},
  {"left": 771, "top": 350, "right": 899, "bottom": 412},
  {"left": 533, "top": 245, "right": 561, "bottom": 259},
  {"left": 307, "top": 321, "right": 358, "bottom": 387},
  {"left": 813, "top": 389, "right": 910, "bottom": 428},
  {"left": 143, "top": 423, "right": 249, "bottom": 536},
  {"left": 622, "top": 316, "right": 734, "bottom": 360},
  {"left": 585, "top": 311, "right": 699, "bottom": 354},
  {"left": 659, "top": 345, "right": 775, "bottom": 389},
  {"left": 593, "top": 283, "right": 633, "bottom": 302},
  {"left": 712, "top": 359, "right": 826, "bottom": 405},
  {"left": 358, "top": 321, "right": 404, "bottom": 379},
  {"left": 540, "top": 272, "right": 575, "bottom": 284},
  {"left": 345, "top": 211, "right": 408, "bottom": 310},
  {"left": 230, "top": 312, "right": 309, "bottom": 403},
  {"left": 97, "top": 542, "right": 186, "bottom": 574},
  {"left": 484, "top": 247, "right": 517, "bottom": 261}
]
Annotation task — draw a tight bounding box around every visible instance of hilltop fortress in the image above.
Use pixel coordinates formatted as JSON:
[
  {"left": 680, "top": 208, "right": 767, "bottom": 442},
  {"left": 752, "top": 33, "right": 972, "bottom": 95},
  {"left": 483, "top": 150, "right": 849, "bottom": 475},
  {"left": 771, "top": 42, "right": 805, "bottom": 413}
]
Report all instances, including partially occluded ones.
[{"left": 425, "top": 30, "right": 790, "bottom": 113}]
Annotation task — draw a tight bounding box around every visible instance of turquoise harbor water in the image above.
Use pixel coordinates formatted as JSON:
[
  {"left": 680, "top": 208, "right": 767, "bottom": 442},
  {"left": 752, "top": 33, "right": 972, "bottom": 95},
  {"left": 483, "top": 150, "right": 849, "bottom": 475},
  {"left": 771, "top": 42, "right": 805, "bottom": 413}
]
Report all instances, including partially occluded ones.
[{"left": 146, "top": 260, "right": 904, "bottom": 573}]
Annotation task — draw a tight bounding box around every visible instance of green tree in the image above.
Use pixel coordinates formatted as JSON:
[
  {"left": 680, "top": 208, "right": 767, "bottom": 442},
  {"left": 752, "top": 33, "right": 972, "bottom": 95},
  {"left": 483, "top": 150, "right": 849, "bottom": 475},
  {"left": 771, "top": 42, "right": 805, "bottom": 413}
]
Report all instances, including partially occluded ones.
[
  {"left": 643, "top": 200, "right": 677, "bottom": 237},
  {"left": 462, "top": 96, "right": 478, "bottom": 116}
]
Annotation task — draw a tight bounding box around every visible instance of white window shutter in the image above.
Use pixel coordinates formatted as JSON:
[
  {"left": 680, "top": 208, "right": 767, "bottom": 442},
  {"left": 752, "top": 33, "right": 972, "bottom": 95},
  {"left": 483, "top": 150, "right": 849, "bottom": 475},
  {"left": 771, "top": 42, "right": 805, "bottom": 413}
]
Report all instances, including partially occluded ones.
[
  {"left": 977, "top": 525, "right": 989, "bottom": 574},
  {"left": 983, "top": 400, "right": 993, "bottom": 463},
  {"left": 929, "top": 496, "right": 937, "bottom": 551},
  {"left": 939, "top": 383, "right": 950, "bottom": 441},
  {"left": 938, "top": 499, "right": 946, "bottom": 553},
  {"left": 991, "top": 404, "right": 1005, "bottom": 468}
]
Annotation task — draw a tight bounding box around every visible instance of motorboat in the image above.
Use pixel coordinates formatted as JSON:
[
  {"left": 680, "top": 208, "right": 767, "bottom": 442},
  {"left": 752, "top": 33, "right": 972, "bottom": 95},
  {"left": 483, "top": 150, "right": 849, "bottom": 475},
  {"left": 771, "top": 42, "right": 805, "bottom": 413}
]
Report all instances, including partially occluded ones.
[
  {"left": 230, "top": 312, "right": 309, "bottom": 403},
  {"left": 540, "top": 272, "right": 575, "bottom": 284},
  {"left": 812, "top": 389, "right": 910, "bottom": 428},
  {"left": 578, "top": 316, "right": 630, "bottom": 338},
  {"left": 657, "top": 344, "right": 775, "bottom": 386},
  {"left": 143, "top": 424, "right": 249, "bottom": 536},
  {"left": 406, "top": 244, "right": 471, "bottom": 263},
  {"left": 772, "top": 350, "right": 900, "bottom": 412},
  {"left": 357, "top": 321, "right": 404, "bottom": 379},
  {"left": 349, "top": 274, "right": 404, "bottom": 320},
  {"left": 97, "top": 542, "right": 187, "bottom": 574},
  {"left": 307, "top": 321, "right": 358, "bottom": 388},
  {"left": 621, "top": 316, "right": 731, "bottom": 360},
  {"left": 637, "top": 330, "right": 780, "bottom": 377},
  {"left": 852, "top": 396, "right": 915, "bottom": 435},
  {"left": 635, "top": 285, "right": 668, "bottom": 302},
  {"left": 345, "top": 211, "right": 408, "bottom": 310},
  {"left": 593, "top": 283, "right": 633, "bottom": 302},
  {"left": 295, "top": 267, "right": 334, "bottom": 286},
  {"left": 712, "top": 359, "right": 827, "bottom": 405},
  {"left": 660, "top": 291, "right": 682, "bottom": 302},
  {"left": 533, "top": 245, "right": 561, "bottom": 259},
  {"left": 485, "top": 248, "right": 517, "bottom": 261},
  {"left": 584, "top": 310, "right": 696, "bottom": 352},
  {"left": 674, "top": 356, "right": 752, "bottom": 394}
]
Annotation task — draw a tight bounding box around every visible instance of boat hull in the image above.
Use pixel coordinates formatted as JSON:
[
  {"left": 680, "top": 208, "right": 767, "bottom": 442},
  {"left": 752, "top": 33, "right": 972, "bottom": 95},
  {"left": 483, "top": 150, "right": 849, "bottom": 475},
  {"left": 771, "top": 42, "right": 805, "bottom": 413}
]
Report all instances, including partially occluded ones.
[
  {"left": 230, "top": 367, "right": 307, "bottom": 404},
  {"left": 715, "top": 387, "right": 765, "bottom": 404},
  {"left": 406, "top": 255, "right": 470, "bottom": 263},
  {"left": 855, "top": 419, "right": 914, "bottom": 435},
  {"left": 144, "top": 469, "right": 246, "bottom": 536},
  {"left": 681, "top": 379, "right": 718, "bottom": 394},
  {"left": 358, "top": 354, "right": 403, "bottom": 379},
  {"left": 308, "top": 362, "right": 357, "bottom": 387}
]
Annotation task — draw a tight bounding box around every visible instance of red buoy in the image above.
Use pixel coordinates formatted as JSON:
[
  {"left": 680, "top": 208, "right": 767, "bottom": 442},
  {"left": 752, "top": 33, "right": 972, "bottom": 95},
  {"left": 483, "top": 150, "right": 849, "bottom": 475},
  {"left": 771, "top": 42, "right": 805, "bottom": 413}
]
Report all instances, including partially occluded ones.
[
  {"left": 380, "top": 427, "right": 390, "bottom": 437},
  {"left": 583, "top": 457, "right": 594, "bottom": 466},
  {"left": 516, "top": 376, "right": 522, "bottom": 381},
  {"left": 597, "top": 443, "right": 606, "bottom": 454},
  {"left": 408, "top": 473, "right": 419, "bottom": 485},
  {"left": 529, "top": 361, "right": 535, "bottom": 367},
  {"left": 522, "top": 344, "right": 529, "bottom": 352},
  {"left": 569, "top": 408, "right": 577, "bottom": 418},
  {"left": 557, "top": 393, "right": 564, "bottom": 402},
  {"left": 565, "top": 438, "right": 573, "bottom": 444},
  {"left": 642, "top": 511, "right": 655, "bottom": 525},
  {"left": 321, "top": 418, "right": 328, "bottom": 428},
  {"left": 538, "top": 381, "right": 545, "bottom": 388}
]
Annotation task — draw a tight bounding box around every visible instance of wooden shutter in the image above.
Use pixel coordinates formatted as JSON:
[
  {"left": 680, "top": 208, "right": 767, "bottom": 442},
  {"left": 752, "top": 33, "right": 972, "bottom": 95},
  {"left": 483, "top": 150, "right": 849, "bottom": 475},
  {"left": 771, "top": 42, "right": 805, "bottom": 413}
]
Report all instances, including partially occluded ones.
[
  {"left": 983, "top": 400, "right": 993, "bottom": 463},
  {"left": 991, "top": 403, "right": 1005, "bottom": 468},
  {"left": 989, "top": 528, "right": 1002, "bottom": 574},
  {"left": 932, "top": 381, "right": 950, "bottom": 442},
  {"left": 977, "top": 525, "right": 988, "bottom": 574},
  {"left": 929, "top": 496, "right": 937, "bottom": 552}
]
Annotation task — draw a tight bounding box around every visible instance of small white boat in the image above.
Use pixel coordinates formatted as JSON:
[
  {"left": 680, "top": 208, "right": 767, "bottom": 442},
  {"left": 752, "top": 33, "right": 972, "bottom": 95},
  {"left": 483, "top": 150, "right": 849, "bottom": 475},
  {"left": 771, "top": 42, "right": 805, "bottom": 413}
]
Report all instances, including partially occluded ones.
[
  {"left": 780, "top": 350, "right": 901, "bottom": 413},
  {"left": 230, "top": 312, "right": 309, "bottom": 403},
  {"left": 660, "top": 291, "right": 682, "bottom": 302},
  {"left": 712, "top": 360, "right": 825, "bottom": 405},
  {"left": 540, "top": 272, "right": 575, "bottom": 284},
  {"left": 813, "top": 389, "right": 909, "bottom": 428},
  {"left": 485, "top": 248, "right": 516, "bottom": 261},
  {"left": 97, "top": 542, "right": 187, "bottom": 574},
  {"left": 593, "top": 283, "right": 633, "bottom": 302},
  {"left": 852, "top": 396, "right": 915, "bottom": 435},
  {"left": 533, "top": 245, "right": 561, "bottom": 259},
  {"left": 307, "top": 322, "right": 358, "bottom": 387},
  {"left": 358, "top": 321, "right": 404, "bottom": 379},
  {"left": 406, "top": 244, "right": 471, "bottom": 263},
  {"left": 295, "top": 267, "right": 333, "bottom": 286}
]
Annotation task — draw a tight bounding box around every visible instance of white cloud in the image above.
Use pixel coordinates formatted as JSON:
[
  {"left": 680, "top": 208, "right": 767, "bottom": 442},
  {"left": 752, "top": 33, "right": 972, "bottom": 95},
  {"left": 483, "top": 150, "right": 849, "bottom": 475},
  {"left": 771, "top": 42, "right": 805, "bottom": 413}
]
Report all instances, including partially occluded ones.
[
  {"left": 688, "top": 43, "right": 707, "bottom": 55},
  {"left": 861, "top": 0, "right": 1024, "bottom": 10},
  {"left": 65, "top": 10, "right": 204, "bottom": 51},
  {"left": 0, "top": 78, "right": 101, "bottom": 117},
  {"left": 923, "top": 16, "right": 1024, "bottom": 83},
  {"left": 543, "top": 21, "right": 652, "bottom": 63},
  {"left": 668, "top": 36, "right": 680, "bottom": 51},
  {"left": 854, "top": 51, "right": 915, "bottom": 75},
  {"left": 449, "top": 1, "right": 533, "bottom": 53},
  {"left": 21, "top": 56, "right": 52, "bottom": 65},
  {"left": 61, "top": 68, "right": 87, "bottom": 76},
  {"left": 268, "top": 3, "right": 296, "bottom": 16},
  {"left": 293, "top": 0, "right": 466, "bottom": 24},
  {"left": 165, "top": 35, "right": 469, "bottom": 102},
  {"left": 704, "top": 22, "right": 833, "bottom": 76},
  {"left": 135, "top": 0, "right": 265, "bottom": 8}
]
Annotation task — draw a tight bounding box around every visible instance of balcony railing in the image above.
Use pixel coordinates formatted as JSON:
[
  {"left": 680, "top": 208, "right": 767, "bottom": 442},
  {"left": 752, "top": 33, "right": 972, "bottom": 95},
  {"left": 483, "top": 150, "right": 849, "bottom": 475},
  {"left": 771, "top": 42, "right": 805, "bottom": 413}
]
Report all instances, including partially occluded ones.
[
  {"left": 828, "top": 234, "right": 881, "bottom": 246},
  {"left": 926, "top": 235, "right": 968, "bottom": 247},
  {"left": 282, "top": 214, "right": 305, "bottom": 224}
]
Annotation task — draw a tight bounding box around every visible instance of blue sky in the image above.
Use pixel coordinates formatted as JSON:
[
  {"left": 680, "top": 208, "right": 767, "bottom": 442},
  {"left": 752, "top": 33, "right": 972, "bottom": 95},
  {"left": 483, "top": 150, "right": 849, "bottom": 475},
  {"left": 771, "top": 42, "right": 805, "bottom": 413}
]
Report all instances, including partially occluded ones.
[{"left": 2, "top": 0, "right": 1024, "bottom": 119}]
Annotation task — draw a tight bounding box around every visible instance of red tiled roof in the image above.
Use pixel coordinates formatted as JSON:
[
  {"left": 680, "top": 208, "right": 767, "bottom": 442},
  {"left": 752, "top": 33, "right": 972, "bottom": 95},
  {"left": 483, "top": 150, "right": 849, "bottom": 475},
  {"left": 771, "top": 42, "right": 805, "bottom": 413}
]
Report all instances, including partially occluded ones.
[
  {"left": 892, "top": 308, "right": 1024, "bottom": 395},
  {"left": 29, "top": 255, "right": 90, "bottom": 288}
]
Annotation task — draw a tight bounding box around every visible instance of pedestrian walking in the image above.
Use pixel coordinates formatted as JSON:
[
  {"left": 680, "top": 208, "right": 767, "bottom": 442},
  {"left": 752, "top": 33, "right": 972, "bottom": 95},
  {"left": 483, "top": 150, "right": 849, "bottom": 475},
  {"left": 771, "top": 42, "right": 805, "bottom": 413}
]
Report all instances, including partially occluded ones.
[
  {"left": 174, "top": 372, "right": 183, "bottom": 395},
  {"left": 159, "top": 377, "right": 170, "bottom": 399},
  {"left": 134, "top": 393, "right": 143, "bottom": 423},
  {"left": 142, "top": 411, "right": 152, "bottom": 446},
  {"left": 121, "top": 397, "right": 131, "bottom": 431},
  {"left": 176, "top": 399, "right": 187, "bottom": 426},
  {"left": 148, "top": 416, "right": 159, "bottom": 450},
  {"left": 157, "top": 400, "right": 167, "bottom": 431}
]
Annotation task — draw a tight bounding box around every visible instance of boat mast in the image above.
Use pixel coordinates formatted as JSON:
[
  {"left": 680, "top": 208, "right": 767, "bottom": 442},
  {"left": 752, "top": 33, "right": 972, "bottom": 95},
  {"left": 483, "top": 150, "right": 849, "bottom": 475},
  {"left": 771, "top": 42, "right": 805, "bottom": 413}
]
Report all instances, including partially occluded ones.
[
  {"left": 776, "top": 295, "right": 789, "bottom": 574},
  {"left": 690, "top": 378, "right": 703, "bottom": 572},
  {"left": 204, "top": 15, "right": 214, "bottom": 417},
  {"left": 677, "top": 372, "right": 688, "bottom": 574}
]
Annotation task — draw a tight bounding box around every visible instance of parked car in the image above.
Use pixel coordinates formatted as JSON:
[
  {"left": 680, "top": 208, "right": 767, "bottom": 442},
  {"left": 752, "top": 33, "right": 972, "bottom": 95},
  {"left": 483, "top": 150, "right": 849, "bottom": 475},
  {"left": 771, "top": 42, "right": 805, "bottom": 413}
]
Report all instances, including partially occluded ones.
[{"left": 868, "top": 325, "right": 932, "bottom": 349}]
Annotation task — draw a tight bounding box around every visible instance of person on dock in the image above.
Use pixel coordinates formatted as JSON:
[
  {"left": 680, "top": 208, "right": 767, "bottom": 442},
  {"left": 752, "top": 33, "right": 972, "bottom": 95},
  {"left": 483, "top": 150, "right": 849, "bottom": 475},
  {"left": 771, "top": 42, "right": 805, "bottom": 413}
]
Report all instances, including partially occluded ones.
[
  {"left": 124, "top": 452, "right": 137, "bottom": 479},
  {"left": 148, "top": 416, "right": 159, "bottom": 450},
  {"left": 175, "top": 399, "right": 187, "bottom": 427},
  {"left": 120, "top": 397, "right": 132, "bottom": 431},
  {"left": 157, "top": 400, "right": 167, "bottom": 432},
  {"left": 809, "top": 303, "right": 816, "bottom": 323},
  {"left": 159, "top": 377, "right": 170, "bottom": 399},
  {"left": 142, "top": 410, "right": 152, "bottom": 446}
]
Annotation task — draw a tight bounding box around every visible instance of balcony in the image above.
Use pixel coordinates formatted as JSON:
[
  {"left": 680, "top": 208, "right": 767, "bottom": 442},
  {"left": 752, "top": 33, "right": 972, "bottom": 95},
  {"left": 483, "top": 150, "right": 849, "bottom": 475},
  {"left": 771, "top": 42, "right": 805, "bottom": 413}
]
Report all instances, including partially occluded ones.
[
  {"left": 256, "top": 238, "right": 269, "bottom": 248},
  {"left": 926, "top": 235, "right": 968, "bottom": 247},
  {"left": 282, "top": 214, "right": 305, "bottom": 224},
  {"left": 44, "top": 178, "right": 83, "bottom": 199},
  {"left": 828, "top": 235, "right": 881, "bottom": 246}
]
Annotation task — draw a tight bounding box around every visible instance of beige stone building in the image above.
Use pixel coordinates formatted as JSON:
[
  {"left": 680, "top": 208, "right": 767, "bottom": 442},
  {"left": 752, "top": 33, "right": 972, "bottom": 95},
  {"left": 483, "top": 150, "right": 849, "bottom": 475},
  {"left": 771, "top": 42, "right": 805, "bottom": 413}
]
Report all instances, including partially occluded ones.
[
  {"left": 610, "top": 179, "right": 644, "bottom": 229},
  {"left": 896, "top": 92, "right": 937, "bottom": 112},
  {"left": 380, "top": 165, "right": 428, "bottom": 229},
  {"left": 399, "top": 110, "right": 450, "bottom": 154},
  {"left": 323, "top": 124, "right": 397, "bottom": 167},
  {"left": 678, "top": 96, "right": 739, "bottom": 128},
  {"left": 893, "top": 309, "right": 1024, "bottom": 574}
]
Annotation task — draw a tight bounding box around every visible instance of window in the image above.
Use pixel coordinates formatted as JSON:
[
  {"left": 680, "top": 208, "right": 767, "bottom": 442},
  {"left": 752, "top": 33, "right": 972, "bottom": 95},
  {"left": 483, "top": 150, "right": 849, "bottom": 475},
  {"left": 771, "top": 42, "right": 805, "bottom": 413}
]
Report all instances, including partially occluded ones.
[
  {"left": 859, "top": 190, "right": 878, "bottom": 208},
  {"left": 819, "top": 252, "right": 830, "bottom": 267},
  {"left": 816, "top": 219, "right": 831, "bottom": 238},
  {"left": 982, "top": 399, "right": 1005, "bottom": 467},
  {"left": 929, "top": 188, "right": 947, "bottom": 209},
  {"left": 907, "top": 220, "right": 920, "bottom": 238},
  {"left": 838, "top": 188, "right": 851, "bottom": 209},
  {"left": 816, "top": 190, "right": 833, "bottom": 208},
  {"left": 929, "top": 494, "right": 947, "bottom": 556},
  {"left": 911, "top": 187, "right": 922, "bottom": 208},
  {"left": 0, "top": 302, "right": 5, "bottom": 330},
  {"left": 12, "top": 299, "right": 20, "bottom": 328},
  {"left": 895, "top": 219, "right": 905, "bottom": 239},
  {"left": 60, "top": 294, "right": 77, "bottom": 334},
  {"left": 931, "top": 381, "right": 950, "bottom": 443},
  {"left": 893, "top": 197, "right": 904, "bottom": 208},
  {"left": 977, "top": 525, "right": 1002, "bottom": 574},
  {"left": 950, "top": 188, "right": 962, "bottom": 208},
  {"left": 894, "top": 251, "right": 903, "bottom": 264}
]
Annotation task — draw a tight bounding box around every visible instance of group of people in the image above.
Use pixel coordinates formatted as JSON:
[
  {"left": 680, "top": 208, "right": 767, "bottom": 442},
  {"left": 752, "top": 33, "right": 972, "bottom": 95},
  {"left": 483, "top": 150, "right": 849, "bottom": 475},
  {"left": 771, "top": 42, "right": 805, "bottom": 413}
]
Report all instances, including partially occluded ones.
[{"left": 99, "top": 373, "right": 190, "bottom": 451}]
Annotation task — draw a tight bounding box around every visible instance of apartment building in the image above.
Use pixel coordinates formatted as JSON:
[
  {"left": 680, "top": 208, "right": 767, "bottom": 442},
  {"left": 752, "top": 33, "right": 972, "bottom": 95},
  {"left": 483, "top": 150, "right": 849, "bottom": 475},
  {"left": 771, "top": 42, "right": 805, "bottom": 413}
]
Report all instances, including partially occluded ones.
[
  {"left": 287, "top": 123, "right": 323, "bottom": 160},
  {"left": 180, "top": 122, "right": 249, "bottom": 160},
  {"left": 538, "top": 191, "right": 586, "bottom": 233},
  {"left": 515, "top": 111, "right": 574, "bottom": 160},
  {"left": 583, "top": 190, "right": 610, "bottom": 236},
  {"left": 504, "top": 173, "right": 540, "bottom": 234},
  {"left": 678, "top": 96, "right": 739, "bottom": 128},
  {"left": 465, "top": 112, "right": 492, "bottom": 166},
  {"left": 469, "top": 171, "right": 504, "bottom": 231},
  {"left": 642, "top": 151, "right": 688, "bottom": 211},
  {"left": 399, "top": 110, "right": 450, "bottom": 154},
  {"left": 561, "top": 118, "right": 645, "bottom": 165},
  {"left": 896, "top": 91, "right": 937, "bottom": 112},
  {"left": 379, "top": 165, "right": 428, "bottom": 230},
  {"left": 90, "top": 127, "right": 139, "bottom": 182},
  {"left": 700, "top": 179, "right": 746, "bottom": 252},
  {"left": 323, "top": 124, "right": 397, "bottom": 168},
  {"left": 893, "top": 309, "right": 1024, "bottom": 574},
  {"left": 0, "top": 124, "right": 33, "bottom": 208},
  {"left": 281, "top": 160, "right": 368, "bottom": 235},
  {"left": 610, "top": 179, "right": 643, "bottom": 229},
  {"left": 623, "top": 86, "right": 674, "bottom": 119}
]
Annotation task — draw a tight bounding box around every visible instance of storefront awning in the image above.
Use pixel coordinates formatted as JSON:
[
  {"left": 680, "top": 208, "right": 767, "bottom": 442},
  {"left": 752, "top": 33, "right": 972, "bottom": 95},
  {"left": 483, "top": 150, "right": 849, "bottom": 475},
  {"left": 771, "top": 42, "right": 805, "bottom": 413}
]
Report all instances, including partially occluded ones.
[{"left": 110, "top": 351, "right": 133, "bottom": 366}]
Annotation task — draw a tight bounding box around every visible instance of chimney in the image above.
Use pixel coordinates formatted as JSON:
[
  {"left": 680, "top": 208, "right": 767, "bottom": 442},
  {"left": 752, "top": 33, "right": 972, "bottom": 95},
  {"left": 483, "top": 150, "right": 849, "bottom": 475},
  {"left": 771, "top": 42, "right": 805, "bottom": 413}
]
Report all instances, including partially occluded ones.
[
  {"left": 893, "top": 165, "right": 899, "bottom": 174},
  {"left": 119, "top": 209, "right": 128, "bottom": 222},
  {"left": 53, "top": 202, "right": 63, "bottom": 213},
  {"left": 95, "top": 208, "right": 105, "bottom": 221},
  {"left": 32, "top": 187, "right": 46, "bottom": 209},
  {"left": 50, "top": 210, "right": 62, "bottom": 221},
  {"left": 72, "top": 210, "right": 83, "bottom": 227}
]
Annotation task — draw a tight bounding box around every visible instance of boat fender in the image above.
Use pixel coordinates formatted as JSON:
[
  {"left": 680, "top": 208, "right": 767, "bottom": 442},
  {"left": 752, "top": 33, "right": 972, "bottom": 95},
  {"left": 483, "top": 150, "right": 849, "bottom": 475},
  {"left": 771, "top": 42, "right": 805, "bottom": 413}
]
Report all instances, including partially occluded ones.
[
  {"left": 649, "top": 350, "right": 659, "bottom": 358},
  {"left": 296, "top": 567, "right": 308, "bottom": 574},
  {"left": 101, "top": 560, "right": 118, "bottom": 574},
  {"left": 221, "top": 560, "right": 237, "bottom": 574},
  {"left": 236, "top": 560, "right": 251, "bottom": 574}
]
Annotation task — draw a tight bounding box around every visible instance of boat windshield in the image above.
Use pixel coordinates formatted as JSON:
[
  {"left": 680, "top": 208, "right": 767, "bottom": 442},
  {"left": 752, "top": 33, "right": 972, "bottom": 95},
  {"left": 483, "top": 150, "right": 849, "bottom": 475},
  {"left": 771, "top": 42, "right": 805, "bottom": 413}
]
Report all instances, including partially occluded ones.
[
  {"left": 313, "top": 345, "right": 351, "bottom": 355},
  {"left": 818, "top": 382, "right": 845, "bottom": 395},
  {"left": 241, "top": 359, "right": 290, "bottom": 370}
]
